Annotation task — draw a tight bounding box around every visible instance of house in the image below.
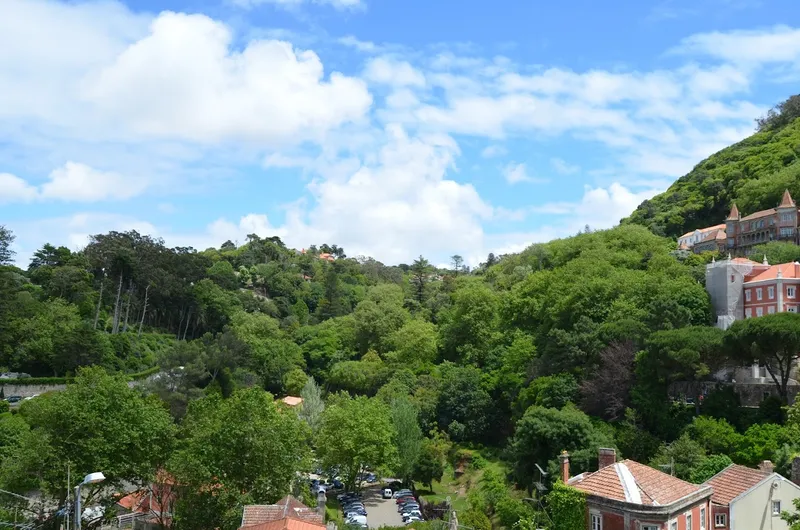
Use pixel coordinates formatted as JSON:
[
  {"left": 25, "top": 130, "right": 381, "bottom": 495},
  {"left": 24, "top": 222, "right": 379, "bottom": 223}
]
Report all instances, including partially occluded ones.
[
  {"left": 680, "top": 190, "right": 799, "bottom": 255},
  {"left": 702, "top": 461, "right": 800, "bottom": 530},
  {"left": 240, "top": 495, "right": 325, "bottom": 530},
  {"left": 280, "top": 396, "right": 303, "bottom": 407},
  {"left": 564, "top": 448, "right": 713, "bottom": 530},
  {"left": 115, "top": 472, "right": 178, "bottom": 530}
]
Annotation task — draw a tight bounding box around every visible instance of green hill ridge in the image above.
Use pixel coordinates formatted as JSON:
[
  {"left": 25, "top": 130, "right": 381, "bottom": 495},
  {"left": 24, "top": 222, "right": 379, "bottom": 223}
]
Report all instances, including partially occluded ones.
[{"left": 624, "top": 95, "right": 800, "bottom": 239}]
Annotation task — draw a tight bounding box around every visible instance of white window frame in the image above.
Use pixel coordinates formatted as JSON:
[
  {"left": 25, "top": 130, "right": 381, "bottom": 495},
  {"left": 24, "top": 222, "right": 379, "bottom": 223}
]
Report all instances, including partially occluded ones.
[
  {"left": 746, "top": 308, "right": 752, "bottom": 318},
  {"left": 714, "top": 512, "right": 726, "bottom": 527},
  {"left": 772, "top": 500, "right": 781, "bottom": 516},
  {"left": 789, "top": 286, "right": 796, "bottom": 299},
  {"left": 642, "top": 526, "right": 659, "bottom": 530},
  {"left": 590, "top": 512, "right": 602, "bottom": 530},
  {"left": 670, "top": 521, "right": 678, "bottom": 530},
  {"left": 757, "top": 288, "right": 763, "bottom": 300},
  {"left": 757, "top": 306, "right": 764, "bottom": 317},
  {"left": 768, "top": 286, "right": 775, "bottom": 299},
  {"left": 790, "top": 306, "right": 798, "bottom": 313},
  {"left": 686, "top": 511, "right": 693, "bottom": 530},
  {"left": 700, "top": 506, "right": 706, "bottom": 530},
  {"left": 769, "top": 306, "right": 776, "bottom": 314},
  {"left": 745, "top": 289, "right": 752, "bottom": 302}
]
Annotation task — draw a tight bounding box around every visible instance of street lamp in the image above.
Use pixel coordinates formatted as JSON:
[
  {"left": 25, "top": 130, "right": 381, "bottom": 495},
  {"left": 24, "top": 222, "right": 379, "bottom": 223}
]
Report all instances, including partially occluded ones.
[{"left": 74, "top": 472, "right": 105, "bottom": 530}]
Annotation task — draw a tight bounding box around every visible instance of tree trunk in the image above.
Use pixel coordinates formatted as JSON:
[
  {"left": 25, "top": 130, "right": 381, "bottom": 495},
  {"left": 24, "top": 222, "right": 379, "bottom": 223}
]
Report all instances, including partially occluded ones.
[
  {"left": 93, "top": 274, "right": 105, "bottom": 330},
  {"left": 122, "top": 281, "right": 134, "bottom": 333},
  {"left": 138, "top": 284, "right": 150, "bottom": 337},
  {"left": 112, "top": 274, "right": 124, "bottom": 334},
  {"left": 182, "top": 309, "right": 192, "bottom": 341},
  {"left": 177, "top": 308, "right": 185, "bottom": 340}
]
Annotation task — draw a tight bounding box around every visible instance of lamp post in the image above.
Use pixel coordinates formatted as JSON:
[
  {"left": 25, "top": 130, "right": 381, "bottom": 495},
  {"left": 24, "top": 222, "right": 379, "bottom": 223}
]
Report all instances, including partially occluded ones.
[{"left": 73, "top": 472, "right": 105, "bottom": 530}]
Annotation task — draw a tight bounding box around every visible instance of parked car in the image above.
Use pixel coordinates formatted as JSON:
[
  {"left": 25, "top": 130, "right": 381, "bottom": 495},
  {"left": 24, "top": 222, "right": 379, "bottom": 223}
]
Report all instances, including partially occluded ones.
[
  {"left": 402, "top": 510, "right": 422, "bottom": 520},
  {"left": 396, "top": 497, "right": 416, "bottom": 506},
  {"left": 393, "top": 490, "right": 412, "bottom": 499},
  {"left": 404, "top": 517, "right": 423, "bottom": 525},
  {"left": 365, "top": 473, "right": 377, "bottom": 483},
  {"left": 6, "top": 396, "right": 22, "bottom": 404},
  {"left": 345, "top": 515, "right": 367, "bottom": 526},
  {"left": 398, "top": 504, "right": 419, "bottom": 513},
  {"left": 332, "top": 479, "right": 344, "bottom": 489},
  {"left": 345, "top": 510, "right": 367, "bottom": 518},
  {"left": 382, "top": 488, "right": 393, "bottom": 499},
  {"left": 395, "top": 495, "right": 415, "bottom": 504},
  {"left": 343, "top": 504, "right": 365, "bottom": 512}
]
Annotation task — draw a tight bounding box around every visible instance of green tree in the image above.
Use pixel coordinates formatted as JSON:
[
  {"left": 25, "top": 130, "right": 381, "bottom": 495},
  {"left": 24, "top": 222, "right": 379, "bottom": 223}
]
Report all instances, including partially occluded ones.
[
  {"left": 546, "top": 481, "right": 586, "bottom": 530},
  {"left": 316, "top": 395, "right": 397, "bottom": 491},
  {"left": 436, "top": 364, "right": 493, "bottom": 443},
  {"left": 298, "top": 376, "right": 325, "bottom": 436},
  {"left": 438, "top": 281, "right": 499, "bottom": 366},
  {"left": 511, "top": 404, "right": 612, "bottom": 492},
  {"left": 283, "top": 367, "right": 308, "bottom": 396},
  {"left": 391, "top": 397, "right": 422, "bottom": 486},
  {"left": 649, "top": 433, "right": 707, "bottom": 481},
  {"left": 412, "top": 438, "right": 445, "bottom": 490},
  {"left": 0, "top": 226, "right": 14, "bottom": 265},
  {"left": 409, "top": 256, "right": 432, "bottom": 304},
  {"left": 689, "top": 454, "right": 733, "bottom": 484},
  {"left": 685, "top": 416, "right": 742, "bottom": 456},
  {"left": 170, "top": 388, "right": 310, "bottom": 530},
  {"left": 514, "top": 373, "right": 578, "bottom": 417},
  {"left": 389, "top": 319, "right": 438, "bottom": 366},
  {"left": 724, "top": 313, "right": 800, "bottom": 403},
  {"left": 1, "top": 367, "right": 175, "bottom": 497},
  {"left": 782, "top": 498, "right": 800, "bottom": 529}
]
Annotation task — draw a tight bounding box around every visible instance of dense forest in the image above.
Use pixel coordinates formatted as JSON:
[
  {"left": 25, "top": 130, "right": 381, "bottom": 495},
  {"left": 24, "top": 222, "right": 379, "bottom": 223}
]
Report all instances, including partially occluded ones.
[
  {"left": 625, "top": 94, "right": 800, "bottom": 238},
  {"left": 2, "top": 218, "right": 800, "bottom": 529}
]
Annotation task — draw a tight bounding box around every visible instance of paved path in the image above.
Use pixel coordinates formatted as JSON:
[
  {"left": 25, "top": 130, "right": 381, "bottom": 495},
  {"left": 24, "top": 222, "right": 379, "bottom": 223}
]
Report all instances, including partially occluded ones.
[{"left": 357, "top": 487, "right": 405, "bottom": 529}]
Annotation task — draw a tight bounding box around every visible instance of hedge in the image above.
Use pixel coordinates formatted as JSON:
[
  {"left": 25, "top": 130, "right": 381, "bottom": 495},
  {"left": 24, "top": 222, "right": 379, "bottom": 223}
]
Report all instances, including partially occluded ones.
[{"left": 0, "top": 366, "right": 160, "bottom": 386}]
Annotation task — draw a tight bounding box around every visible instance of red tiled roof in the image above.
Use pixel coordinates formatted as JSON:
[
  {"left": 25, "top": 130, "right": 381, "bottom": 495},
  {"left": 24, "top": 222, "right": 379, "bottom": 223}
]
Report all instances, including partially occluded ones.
[
  {"left": 727, "top": 204, "right": 740, "bottom": 220},
  {"left": 703, "top": 464, "right": 769, "bottom": 505},
  {"left": 679, "top": 224, "right": 725, "bottom": 240},
  {"left": 745, "top": 262, "right": 800, "bottom": 282},
  {"left": 741, "top": 208, "right": 777, "bottom": 221},
  {"left": 779, "top": 190, "right": 796, "bottom": 208},
  {"left": 242, "top": 518, "right": 325, "bottom": 530},
  {"left": 570, "top": 460, "right": 704, "bottom": 506},
  {"left": 241, "top": 497, "right": 323, "bottom": 528}
]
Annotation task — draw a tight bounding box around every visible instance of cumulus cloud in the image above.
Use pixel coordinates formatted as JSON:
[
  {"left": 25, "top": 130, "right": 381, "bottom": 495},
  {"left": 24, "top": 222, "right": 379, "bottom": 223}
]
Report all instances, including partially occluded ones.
[
  {"left": 0, "top": 173, "right": 38, "bottom": 203},
  {"left": 364, "top": 57, "right": 426, "bottom": 87},
  {"left": 551, "top": 158, "right": 579, "bottom": 175},
  {"left": 503, "top": 163, "right": 548, "bottom": 185},
  {"left": 231, "top": 0, "right": 363, "bottom": 9},
  {"left": 676, "top": 25, "right": 800, "bottom": 65}
]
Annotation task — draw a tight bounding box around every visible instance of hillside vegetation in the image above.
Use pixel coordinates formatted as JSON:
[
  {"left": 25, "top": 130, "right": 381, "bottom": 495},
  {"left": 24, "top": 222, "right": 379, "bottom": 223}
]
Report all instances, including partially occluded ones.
[
  {"left": 625, "top": 95, "right": 800, "bottom": 238},
  {"left": 2, "top": 220, "right": 800, "bottom": 527}
]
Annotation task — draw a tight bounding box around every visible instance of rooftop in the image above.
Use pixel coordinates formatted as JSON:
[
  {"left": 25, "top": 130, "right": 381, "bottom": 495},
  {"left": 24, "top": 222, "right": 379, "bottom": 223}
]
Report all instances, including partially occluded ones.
[
  {"left": 745, "top": 262, "right": 800, "bottom": 282},
  {"left": 741, "top": 208, "right": 778, "bottom": 222},
  {"left": 281, "top": 396, "right": 303, "bottom": 407},
  {"left": 241, "top": 519, "right": 325, "bottom": 530},
  {"left": 569, "top": 460, "right": 706, "bottom": 506},
  {"left": 241, "top": 496, "right": 323, "bottom": 528},
  {"left": 702, "top": 464, "right": 769, "bottom": 506}
]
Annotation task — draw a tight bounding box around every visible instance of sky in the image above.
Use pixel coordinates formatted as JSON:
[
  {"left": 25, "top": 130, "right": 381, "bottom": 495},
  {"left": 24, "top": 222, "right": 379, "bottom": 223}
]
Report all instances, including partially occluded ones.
[{"left": 2, "top": 0, "right": 800, "bottom": 267}]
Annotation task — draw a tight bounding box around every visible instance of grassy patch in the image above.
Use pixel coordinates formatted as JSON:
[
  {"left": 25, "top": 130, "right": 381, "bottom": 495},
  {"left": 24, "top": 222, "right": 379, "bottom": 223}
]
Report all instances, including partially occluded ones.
[{"left": 417, "top": 451, "right": 508, "bottom": 515}]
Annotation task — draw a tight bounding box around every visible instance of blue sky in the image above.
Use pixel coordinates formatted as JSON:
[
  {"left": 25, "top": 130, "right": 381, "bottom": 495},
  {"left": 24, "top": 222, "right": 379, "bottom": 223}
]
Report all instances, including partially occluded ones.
[{"left": 2, "top": 0, "right": 800, "bottom": 266}]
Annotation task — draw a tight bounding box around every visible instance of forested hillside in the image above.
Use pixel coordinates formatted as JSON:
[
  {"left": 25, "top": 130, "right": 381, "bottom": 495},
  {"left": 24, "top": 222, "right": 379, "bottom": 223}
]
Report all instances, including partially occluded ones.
[
  {"left": 2, "top": 223, "right": 800, "bottom": 529},
  {"left": 625, "top": 95, "right": 800, "bottom": 238}
]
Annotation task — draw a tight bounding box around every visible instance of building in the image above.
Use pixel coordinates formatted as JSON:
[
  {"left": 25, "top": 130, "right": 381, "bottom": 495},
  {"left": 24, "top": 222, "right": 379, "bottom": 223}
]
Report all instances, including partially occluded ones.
[
  {"left": 679, "top": 190, "right": 799, "bottom": 255},
  {"left": 280, "top": 396, "right": 303, "bottom": 407},
  {"left": 240, "top": 496, "right": 325, "bottom": 530},
  {"left": 114, "top": 472, "right": 177, "bottom": 530},
  {"left": 564, "top": 448, "right": 713, "bottom": 530},
  {"left": 702, "top": 462, "right": 800, "bottom": 530}
]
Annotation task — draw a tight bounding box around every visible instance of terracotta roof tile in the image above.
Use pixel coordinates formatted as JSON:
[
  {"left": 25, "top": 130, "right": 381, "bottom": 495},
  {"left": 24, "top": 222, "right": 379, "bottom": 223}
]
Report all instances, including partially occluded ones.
[
  {"left": 679, "top": 224, "right": 726, "bottom": 240},
  {"left": 570, "top": 460, "right": 704, "bottom": 506},
  {"left": 727, "top": 204, "right": 740, "bottom": 220},
  {"left": 741, "top": 208, "right": 777, "bottom": 221},
  {"left": 779, "top": 190, "right": 796, "bottom": 209},
  {"left": 281, "top": 396, "right": 303, "bottom": 407},
  {"left": 241, "top": 497, "right": 323, "bottom": 528},
  {"left": 746, "top": 262, "right": 800, "bottom": 282},
  {"left": 703, "top": 464, "right": 769, "bottom": 505},
  {"left": 242, "top": 518, "right": 325, "bottom": 530}
]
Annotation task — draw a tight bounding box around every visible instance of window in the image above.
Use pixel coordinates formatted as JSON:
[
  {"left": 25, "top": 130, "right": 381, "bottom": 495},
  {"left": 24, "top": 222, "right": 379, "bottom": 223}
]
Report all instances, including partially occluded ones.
[
  {"left": 790, "top": 306, "right": 798, "bottom": 313},
  {"left": 773, "top": 500, "right": 782, "bottom": 516},
  {"left": 782, "top": 212, "right": 794, "bottom": 222},
  {"left": 757, "top": 288, "right": 763, "bottom": 300},
  {"left": 642, "top": 526, "right": 659, "bottom": 530},
  {"left": 769, "top": 306, "right": 776, "bottom": 314},
  {"left": 745, "top": 289, "right": 752, "bottom": 301},
  {"left": 781, "top": 227, "right": 795, "bottom": 237},
  {"left": 757, "top": 307, "right": 764, "bottom": 317},
  {"left": 769, "top": 286, "right": 775, "bottom": 299},
  {"left": 760, "top": 365, "right": 767, "bottom": 378},
  {"left": 670, "top": 521, "right": 678, "bottom": 530},
  {"left": 789, "top": 286, "right": 796, "bottom": 298},
  {"left": 715, "top": 513, "right": 726, "bottom": 527},
  {"left": 590, "top": 513, "right": 602, "bottom": 530},
  {"left": 700, "top": 507, "right": 706, "bottom": 530},
  {"left": 687, "top": 513, "right": 693, "bottom": 530},
  {"left": 746, "top": 308, "right": 752, "bottom": 318}
]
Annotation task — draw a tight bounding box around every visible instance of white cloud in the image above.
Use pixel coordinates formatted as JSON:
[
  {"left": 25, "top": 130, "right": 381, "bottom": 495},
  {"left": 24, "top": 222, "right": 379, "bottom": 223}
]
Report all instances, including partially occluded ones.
[
  {"left": 0, "top": 173, "right": 38, "bottom": 203},
  {"left": 676, "top": 25, "right": 800, "bottom": 64},
  {"left": 40, "top": 162, "right": 145, "bottom": 202},
  {"left": 481, "top": 145, "right": 507, "bottom": 158},
  {"left": 364, "top": 57, "right": 426, "bottom": 87},
  {"left": 503, "top": 163, "right": 548, "bottom": 185},
  {"left": 551, "top": 157, "right": 579, "bottom": 175},
  {"left": 338, "top": 35, "right": 378, "bottom": 52},
  {"left": 229, "top": 0, "right": 363, "bottom": 10},
  {"left": 81, "top": 12, "right": 372, "bottom": 146}
]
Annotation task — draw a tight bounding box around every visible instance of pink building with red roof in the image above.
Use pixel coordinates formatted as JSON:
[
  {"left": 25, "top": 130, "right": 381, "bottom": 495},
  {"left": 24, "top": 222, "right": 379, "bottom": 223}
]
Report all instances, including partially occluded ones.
[{"left": 564, "top": 448, "right": 713, "bottom": 530}]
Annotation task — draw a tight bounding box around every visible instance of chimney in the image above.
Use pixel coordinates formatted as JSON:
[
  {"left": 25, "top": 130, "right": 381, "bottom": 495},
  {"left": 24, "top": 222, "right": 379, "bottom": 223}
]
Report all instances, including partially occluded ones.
[
  {"left": 792, "top": 456, "right": 800, "bottom": 486},
  {"left": 599, "top": 448, "right": 617, "bottom": 470},
  {"left": 558, "top": 451, "right": 570, "bottom": 483},
  {"left": 758, "top": 460, "right": 775, "bottom": 474}
]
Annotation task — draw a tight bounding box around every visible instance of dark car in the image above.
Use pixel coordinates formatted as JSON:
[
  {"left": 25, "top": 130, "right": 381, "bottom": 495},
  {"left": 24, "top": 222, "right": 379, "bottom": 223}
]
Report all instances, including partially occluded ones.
[
  {"left": 396, "top": 496, "right": 415, "bottom": 504},
  {"left": 365, "top": 473, "right": 377, "bottom": 483},
  {"left": 332, "top": 479, "right": 344, "bottom": 489},
  {"left": 6, "top": 396, "right": 22, "bottom": 404}
]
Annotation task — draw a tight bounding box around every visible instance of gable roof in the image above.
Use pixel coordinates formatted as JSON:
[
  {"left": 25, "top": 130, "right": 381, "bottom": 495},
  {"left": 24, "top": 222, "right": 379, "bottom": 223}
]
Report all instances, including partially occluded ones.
[
  {"left": 569, "top": 460, "right": 706, "bottom": 506},
  {"left": 703, "top": 464, "right": 770, "bottom": 505},
  {"left": 745, "top": 262, "right": 800, "bottom": 282},
  {"left": 241, "top": 497, "right": 323, "bottom": 528},
  {"left": 741, "top": 208, "right": 778, "bottom": 221},
  {"left": 242, "top": 519, "right": 325, "bottom": 530}
]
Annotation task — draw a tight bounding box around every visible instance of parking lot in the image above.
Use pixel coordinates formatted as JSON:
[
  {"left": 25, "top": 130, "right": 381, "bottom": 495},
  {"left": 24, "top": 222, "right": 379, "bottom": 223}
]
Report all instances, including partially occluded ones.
[{"left": 360, "top": 487, "right": 405, "bottom": 529}]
